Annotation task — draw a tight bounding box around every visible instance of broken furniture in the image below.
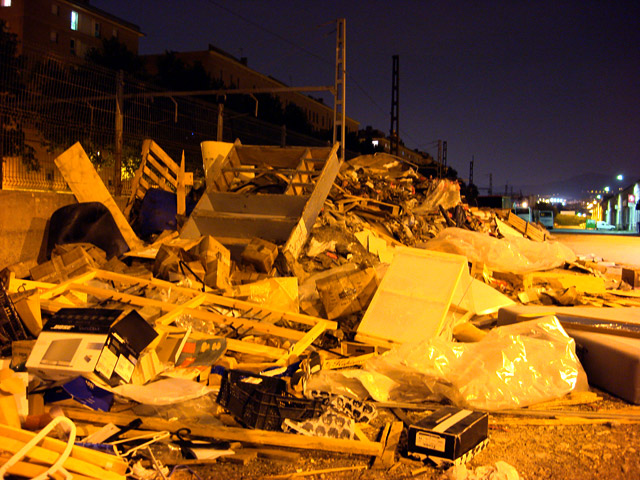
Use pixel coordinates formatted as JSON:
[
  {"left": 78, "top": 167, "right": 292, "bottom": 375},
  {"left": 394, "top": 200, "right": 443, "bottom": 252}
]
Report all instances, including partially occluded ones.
[{"left": 181, "top": 142, "right": 341, "bottom": 260}]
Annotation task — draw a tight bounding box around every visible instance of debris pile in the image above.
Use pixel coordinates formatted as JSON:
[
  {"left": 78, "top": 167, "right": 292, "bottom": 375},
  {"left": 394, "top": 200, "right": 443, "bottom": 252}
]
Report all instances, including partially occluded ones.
[{"left": 1, "top": 140, "right": 639, "bottom": 479}]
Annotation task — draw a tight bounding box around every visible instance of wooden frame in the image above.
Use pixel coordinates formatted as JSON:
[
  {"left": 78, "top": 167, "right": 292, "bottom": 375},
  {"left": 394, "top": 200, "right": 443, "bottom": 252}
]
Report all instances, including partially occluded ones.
[{"left": 181, "top": 142, "right": 340, "bottom": 259}]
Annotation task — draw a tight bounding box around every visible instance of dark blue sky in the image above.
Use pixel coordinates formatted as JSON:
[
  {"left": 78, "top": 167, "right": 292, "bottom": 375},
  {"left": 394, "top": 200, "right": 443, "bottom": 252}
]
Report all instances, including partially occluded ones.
[{"left": 91, "top": 0, "right": 640, "bottom": 192}]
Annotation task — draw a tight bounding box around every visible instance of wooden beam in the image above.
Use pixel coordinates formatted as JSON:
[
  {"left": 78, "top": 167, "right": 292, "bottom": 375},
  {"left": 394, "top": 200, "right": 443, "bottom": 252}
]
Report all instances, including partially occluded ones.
[
  {"left": 54, "top": 142, "right": 142, "bottom": 250},
  {"left": 63, "top": 408, "right": 383, "bottom": 457}
]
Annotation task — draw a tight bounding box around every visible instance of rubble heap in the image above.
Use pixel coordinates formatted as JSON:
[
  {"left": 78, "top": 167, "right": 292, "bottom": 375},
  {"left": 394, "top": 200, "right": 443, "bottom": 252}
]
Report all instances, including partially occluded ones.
[{"left": 1, "top": 140, "right": 639, "bottom": 479}]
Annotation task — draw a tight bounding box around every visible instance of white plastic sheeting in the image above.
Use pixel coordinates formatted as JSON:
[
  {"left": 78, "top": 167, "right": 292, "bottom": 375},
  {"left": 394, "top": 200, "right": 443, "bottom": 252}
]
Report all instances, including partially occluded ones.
[
  {"left": 307, "top": 317, "right": 588, "bottom": 411},
  {"left": 422, "top": 227, "right": 577, "bottom": 274}
]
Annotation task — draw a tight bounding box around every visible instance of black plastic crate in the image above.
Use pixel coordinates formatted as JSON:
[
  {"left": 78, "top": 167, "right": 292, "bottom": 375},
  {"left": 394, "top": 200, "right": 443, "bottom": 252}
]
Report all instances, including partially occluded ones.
[{"left": 217, "top": 369, "right": 325, "bottom": 431}]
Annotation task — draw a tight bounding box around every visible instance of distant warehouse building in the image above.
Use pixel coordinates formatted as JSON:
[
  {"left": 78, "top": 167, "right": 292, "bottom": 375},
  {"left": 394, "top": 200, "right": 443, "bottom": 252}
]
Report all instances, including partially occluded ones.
[{"left": 600, "top": 180, "right": 640, "bottom": 232}]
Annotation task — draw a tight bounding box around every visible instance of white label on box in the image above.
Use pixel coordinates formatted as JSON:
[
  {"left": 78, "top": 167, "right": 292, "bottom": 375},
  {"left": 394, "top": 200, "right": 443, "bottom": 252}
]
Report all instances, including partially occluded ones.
[
  {"left": 114, "top": 354, "right": 135, "bottom": 382},
  {"left": 415, "top": 432, "right": 446, "bottom": 452},
  {"left": 95, "top": 347, "right": 117, "bottom": 378}
]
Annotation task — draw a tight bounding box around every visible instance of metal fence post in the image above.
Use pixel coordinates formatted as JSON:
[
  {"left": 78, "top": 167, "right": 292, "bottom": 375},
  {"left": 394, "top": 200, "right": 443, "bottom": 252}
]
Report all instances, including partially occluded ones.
[{"left": 115, "top": 69, "right": 123, "bottom": 196}]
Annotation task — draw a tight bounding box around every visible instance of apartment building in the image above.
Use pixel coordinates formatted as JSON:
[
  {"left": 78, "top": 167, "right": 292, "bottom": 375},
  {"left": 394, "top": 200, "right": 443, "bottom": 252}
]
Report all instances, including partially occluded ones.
[
  {"left": 0, "top": 0, "right": 142, "bottom": 59},
  {"left": 144, "top": 44, "right": 359, "bottom": 136}
]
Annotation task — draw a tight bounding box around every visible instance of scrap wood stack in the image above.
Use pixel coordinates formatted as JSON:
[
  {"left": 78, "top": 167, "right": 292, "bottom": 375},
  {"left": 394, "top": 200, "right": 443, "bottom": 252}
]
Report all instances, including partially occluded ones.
[{"left": 0, "top": 140, "right": 639, "bottom": 478}]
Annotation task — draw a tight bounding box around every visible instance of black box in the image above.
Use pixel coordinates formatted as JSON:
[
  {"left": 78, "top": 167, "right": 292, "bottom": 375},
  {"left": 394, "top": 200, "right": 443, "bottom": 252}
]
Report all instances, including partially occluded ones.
[
  {"left": 407, "top": 407, "right": 489, "bottom": 461},
  {"left": 94, "top": 310, "right": 158, "bottom": 386}
]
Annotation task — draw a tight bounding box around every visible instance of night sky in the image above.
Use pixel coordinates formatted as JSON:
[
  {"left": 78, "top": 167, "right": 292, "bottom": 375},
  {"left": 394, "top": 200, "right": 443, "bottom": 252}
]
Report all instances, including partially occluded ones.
[{"left": 91, "top": 0, "right": 639, "bottom": 193}]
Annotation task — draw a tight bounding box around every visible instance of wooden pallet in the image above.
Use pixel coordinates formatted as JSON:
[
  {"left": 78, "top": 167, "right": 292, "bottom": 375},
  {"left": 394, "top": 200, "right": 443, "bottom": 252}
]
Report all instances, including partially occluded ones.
[{"left": 124, "top": 139, "right": 194, "bottom": 218}]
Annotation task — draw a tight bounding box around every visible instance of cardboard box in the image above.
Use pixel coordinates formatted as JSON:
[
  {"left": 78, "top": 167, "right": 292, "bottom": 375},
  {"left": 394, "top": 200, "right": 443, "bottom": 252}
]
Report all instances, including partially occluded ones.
[
  {"left": 407, "top": 407, "right": 489, "bottom": 462},
  {"left": 26, "top": 308, "right": 121, "bottom": 381},
  {"left": 94, "top": 310, "right": 158, "bottom": 386},
  {"left": 622, "top": 268, "right": 640, "bottom": 288},
  {"left": 241, "top": 238, "right": 278, "bottom": 273},
  {"left": 29, "top": 245, "right": 98, "bottom": 283},
  {"left": 316, "top": 267, "right": 378, "bottom": 319}
]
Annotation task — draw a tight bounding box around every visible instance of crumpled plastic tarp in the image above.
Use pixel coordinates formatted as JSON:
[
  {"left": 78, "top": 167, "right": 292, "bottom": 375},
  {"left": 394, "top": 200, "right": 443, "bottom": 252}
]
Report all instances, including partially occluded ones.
[
  {"left": 307, "top": 317, "right": 588, "bottom": 411},
  {"left": 422, "top": 227, "right": 577, "bottom": 273},
  {"left": 113, "top": 377, "right": 213, "bottom": 405},
  {"left": 412, "top": 179, "right": 462, "bottom": 214}
]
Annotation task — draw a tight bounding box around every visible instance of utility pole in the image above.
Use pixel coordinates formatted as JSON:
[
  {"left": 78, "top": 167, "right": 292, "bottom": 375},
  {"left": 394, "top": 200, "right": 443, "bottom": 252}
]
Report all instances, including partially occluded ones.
[
  {"left": 442, "top": 141, "right": 447, "bottom": 169},
  {"left": 469, "top": 155, "right": 474, "bottom": 185},
  {"left": 114, "top": 69, "right": 124, "bottom": 196},
  {"left": 389, "top": 55, "right": 399, "bottom": 157},
  {"left": 437, "top": 140, "right": 443, "bottom": 178},
  {"left": 332, "top": 18, "right": 346, "bottom": 162}
]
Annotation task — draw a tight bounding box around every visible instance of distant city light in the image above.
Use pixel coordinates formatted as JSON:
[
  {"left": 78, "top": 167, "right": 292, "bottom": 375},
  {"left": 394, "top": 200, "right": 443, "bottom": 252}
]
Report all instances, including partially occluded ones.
[
  {"left": 521, "top": 201, "right": 528, "bottom": 208},
  {"left": 604, "top": 186, "right": 610, "bottom": 192},
  {"left": 596, "top": 194, "right": 601, "bottom": 199},
  {"left": 617, "top": 174, "right": 624, "bottom": 181}
]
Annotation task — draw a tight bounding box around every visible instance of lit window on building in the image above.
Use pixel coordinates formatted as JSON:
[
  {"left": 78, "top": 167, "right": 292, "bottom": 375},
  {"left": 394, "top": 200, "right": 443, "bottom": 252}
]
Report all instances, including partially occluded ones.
[
  {"left": 1, "top": 0, "right": 11, "bottom": 7},
  {"left": 50, "top": 31, "right": 58, "bottom": 43},
  {"left": 70, "top": 10, "right": 78, "bottom": 30},
  {"left": 51, "top": 4, "right": 58, "bottom": 15},
  {"left": 94, "top": 22, "right": 101, "bottom": 38}
]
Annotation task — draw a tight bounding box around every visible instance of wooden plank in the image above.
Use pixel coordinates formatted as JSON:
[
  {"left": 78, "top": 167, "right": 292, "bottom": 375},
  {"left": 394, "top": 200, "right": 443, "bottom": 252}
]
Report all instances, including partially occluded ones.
[
  {"left": 63, "top": 408, "right": 383, "bottom": 457},
  {"left": 54, "top": 142, "right": 141, "bottom": 250},
  {"left": 0, "top": 424, "right": 127, "bottom": 475},
  {"left": 177, "top": 151, "right": 187, "bottom": 216},
  {"left": 283, "top": 143, "right": 340, "bottom": 259},
  {"left": 0, "top": 436, "right": 125, "bottom": 480},
  {"left": 372, "top": 421, "right": 404, "bottom": 469}
]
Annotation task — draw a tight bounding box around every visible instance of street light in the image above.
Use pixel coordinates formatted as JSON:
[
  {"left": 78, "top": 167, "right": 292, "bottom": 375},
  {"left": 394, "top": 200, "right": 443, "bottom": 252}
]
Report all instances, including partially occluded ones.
[{"left": 617, "top": 174, "right": 624, "bottom": 181}]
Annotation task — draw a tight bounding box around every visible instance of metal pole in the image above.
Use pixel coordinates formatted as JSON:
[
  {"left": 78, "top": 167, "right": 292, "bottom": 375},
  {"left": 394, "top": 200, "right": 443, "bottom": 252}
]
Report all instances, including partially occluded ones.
[{"left": 114, "top": 70, "right": 123, "bottom": 196}]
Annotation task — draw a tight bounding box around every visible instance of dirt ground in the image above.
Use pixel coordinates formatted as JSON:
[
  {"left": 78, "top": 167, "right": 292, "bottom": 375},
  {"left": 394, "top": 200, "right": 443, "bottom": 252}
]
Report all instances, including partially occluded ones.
[{"left": 163, "top": 388, "right": 639, "bottom": 480}]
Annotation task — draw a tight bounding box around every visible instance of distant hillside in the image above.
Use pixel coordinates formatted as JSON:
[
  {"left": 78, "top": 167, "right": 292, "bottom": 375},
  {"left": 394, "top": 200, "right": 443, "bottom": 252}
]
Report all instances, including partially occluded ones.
[{"left": 513, "top": 172, "right": 615, "bottom": 199}]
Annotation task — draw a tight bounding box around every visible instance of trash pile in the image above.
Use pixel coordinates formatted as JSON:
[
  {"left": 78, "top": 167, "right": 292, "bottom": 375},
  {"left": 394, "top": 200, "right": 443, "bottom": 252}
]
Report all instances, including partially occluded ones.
[{"left": 1, "top": 139, "right": 639, "bottom": 479}]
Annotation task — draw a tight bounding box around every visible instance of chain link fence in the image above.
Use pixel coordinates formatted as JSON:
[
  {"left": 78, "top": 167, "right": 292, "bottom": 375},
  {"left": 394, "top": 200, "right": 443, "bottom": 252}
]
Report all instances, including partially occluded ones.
[{"left": 1, "top": 42, "right": 332, "bottom": 194}]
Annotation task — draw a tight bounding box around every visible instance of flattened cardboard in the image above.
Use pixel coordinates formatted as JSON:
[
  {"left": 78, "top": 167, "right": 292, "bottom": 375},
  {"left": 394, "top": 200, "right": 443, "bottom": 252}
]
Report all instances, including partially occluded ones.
[{"left": 316, "top": 267, "right": 378, "bottom": 319}]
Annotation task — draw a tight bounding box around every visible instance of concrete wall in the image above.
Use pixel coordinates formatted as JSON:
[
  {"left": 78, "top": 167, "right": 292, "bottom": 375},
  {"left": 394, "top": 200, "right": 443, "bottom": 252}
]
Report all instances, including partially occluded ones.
[{"left": 0, "top": 190, "right": 128, "bottom": 269}]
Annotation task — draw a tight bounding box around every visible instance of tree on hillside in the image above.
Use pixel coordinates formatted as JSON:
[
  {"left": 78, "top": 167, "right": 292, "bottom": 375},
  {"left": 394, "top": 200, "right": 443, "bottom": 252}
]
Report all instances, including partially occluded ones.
[
  {"left": 85, "top": 37, "right": 145, "bottom": 77},
  {"left": 0, "top": 20, "right": 37, "bottom": 171}
]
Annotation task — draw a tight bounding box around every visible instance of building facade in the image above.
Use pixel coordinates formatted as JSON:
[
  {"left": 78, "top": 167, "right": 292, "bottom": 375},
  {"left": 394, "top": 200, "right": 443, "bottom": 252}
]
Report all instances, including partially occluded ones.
[
  {"left": 0, "top": 0, "right": 142, "bottom": 59},
  {"left": 601, "top": 180, "right": 640, "bottom": 232},
  {"left": 144, "top": 45, "right": 359, "bottom": 136}
]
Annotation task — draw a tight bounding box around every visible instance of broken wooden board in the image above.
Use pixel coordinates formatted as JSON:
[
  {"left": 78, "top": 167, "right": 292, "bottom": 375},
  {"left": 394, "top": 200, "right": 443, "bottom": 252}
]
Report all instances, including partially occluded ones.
[
  {"left": 506, "top": 211, "right": 547, "bottom": 242},
  {"left": 54, "top": 142, "right": 142, "bottom": 250},
  {"left": 15, "top": 269, "right": 336, "bottom": 366},
  {"left": 62, "top": 407, "right": 384, "bottom": 457},
  {"left": 356, "top": 247, "right": 467, "bottom": 345}
]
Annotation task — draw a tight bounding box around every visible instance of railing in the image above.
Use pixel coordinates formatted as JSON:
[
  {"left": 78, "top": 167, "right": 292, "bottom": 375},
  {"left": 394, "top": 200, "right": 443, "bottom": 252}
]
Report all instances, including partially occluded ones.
[{"left": 1, "top": 42, "right": 333, "bottom": 195}]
